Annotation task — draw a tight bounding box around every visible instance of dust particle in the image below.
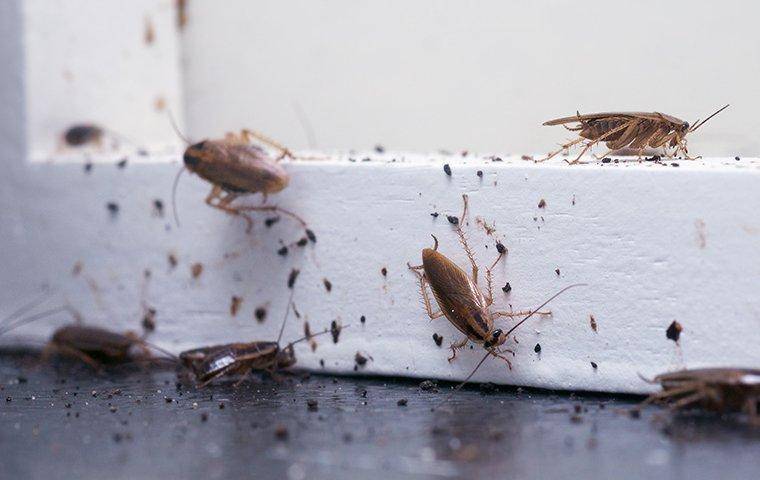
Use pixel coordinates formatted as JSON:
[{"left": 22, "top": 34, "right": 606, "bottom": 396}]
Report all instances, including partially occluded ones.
[
  {"left": 167, "top": 253, "right": 178, "bottom": 269},
  {"left": 446, "top": 215, "right": 459, "bottom": 225},
  {"left": 264, "top": 217, "right": 280, "bottom": 227},
  {"left": 589, "top": 315, "right": 598, "bottom": 333},
  {"left": 695, "top": 219, "right": 707, "bottom": 249},
  {"left": 305, "top": 229, "right": 317, "bottom": 243},
  {"left": 591, "top": 361, "right": 598, "bottom": 369},
  {"left": 432, "top": 333, "right": 443, "bottom": 347},
  {"left": 534, "top": 343, "right": 541, "bottom": 353},
  {"left": 144, "top": 17, "right": 155, "bottom": 45},
  {"left": 254, "top": 306, "right": 267, "bottom": 323},
  {"left": 106, "top": 202, "right": 120, "bottom": 215},
  {"left": 501, "top": 282, "right": 511, "bottom": 293},
  {"left": 274, "top": 425, "right": 289, "bottom": 440},
  {"left": 381, "top": 267, "right": 387, "bottom": 277},
  {"left": 538, "top": 199, "right": 547, "bottom": 209},
  {"left": 306, "top": 399, "right": 318, "bottom": 411},
  {"left": 190, "top": 263, "right": 203, "bottom": 279},
  {"left": 230, "top": 296, "right": 242, "bottom": 316},
  {"left": 443, "top": 164, "right": 452, "bottom": 176},
  {"left": 323, "top": 278, "right": 332, "bottom": 292},
  {"left": 116, "top": 158, "right": 128, "bottom": 169},
  {"left": 153, "top": 199, "right": 164, "bottom": 217},
  {"left": 397, "top": 398, "right": 408, "bottom": 406},
  {"left": 496, "top": 242, "right": 506, "bottom": 254}
]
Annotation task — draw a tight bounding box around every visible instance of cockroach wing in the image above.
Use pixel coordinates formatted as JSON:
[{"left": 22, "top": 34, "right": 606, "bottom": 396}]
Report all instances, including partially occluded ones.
[
  {"left": 422, "top": 249, "right": 491, "bottom": 342},
  {"left": 544, "top": 112, "right": 685, "bottom": 127}
]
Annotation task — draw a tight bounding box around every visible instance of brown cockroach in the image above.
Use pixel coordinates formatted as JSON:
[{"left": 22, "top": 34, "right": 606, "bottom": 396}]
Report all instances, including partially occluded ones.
[
  {"left": 63, "top": 124, "right": 104, "bottom": 147},
  {"left": 179, "top": 292, "right": 338, "bottom": 387},
  {"left": 170, "top": 116, "right": 310, "bottom": 233},
  {"left": 637, "top": 368, "right": 760, "bottom": 424},
  {"left": 540, "top": 104, "right": 729, "bottom": 164},
  {"left": 408, "top": 194, "right": 583, "bottom": 368}
]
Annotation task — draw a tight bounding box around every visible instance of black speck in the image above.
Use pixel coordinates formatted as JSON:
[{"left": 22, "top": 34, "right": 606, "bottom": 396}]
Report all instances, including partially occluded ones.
[
  {"left": 601, "top": 157, "right": 611, "bottom": 163},
  {"left": 305, "top": 229, "right": 317, "bottom": 243},
  {"left": 106, "top": 202, "right": 120, "bottom": 215},
  {"left": 360, "top": 315, "right": 366, "bottom": 324},
  {"left": 255, "top": 307, "right": 267, "bottom": 322},
  {"left": 287, "top": 269, "right": 300, "bottom": 289},
  {"left": 501, "top": 282, "right": 511, "bottom": 293},
  {"left": 735, "top": 156, "right": 741, "bottom": 161},
  {"left": 265, "top": 216, "right": 280, "bottom": 228},
  {"left": 323, "top": 278, "right": 332, "bottom": 292},
  {"left": 671, "top": 162, "right": 679, "bottom": 167},
  {"left": 218, "top": 402, "right": 225, "bottom": 410},
  {"left": 354, "top": 352, "right": 369, "bottom": 366},
  {"left": 6, "top": 396, "right": 11, "bottom": 402},
  {"left": 83, "top": 162, "right": 93, "bottom": 173},
  {"left": 164, "top": 396, "right": 173, "bottom": 403},
  {"left": 330, "top": 320, "right": 342, "bottom": 343},
  {"left": 116, "top": 158, "right": 128, "bottom": 169},
  {"left": 306, "top": 399, "right": 319, "bottom": 411},
  {"left": 432, "top": 333, "right": 443, "bottom": 347},
  {"left": 17, "top": 376, "right": 27, "bottom": 384},
  {"left": 381, "top": 267, "right": 387, "bottom": 277},
  {"left": 295, "top": 237, "right": 308, "bottom": 247},
  {"left": 491, "top": 156, "right": 503, "bottom": 162},
  {"left": 374, "top": 145, "right": 385, "bottom": 153},
  {"left": 496, "top": 242, "right": 506, "bottom": 254},
  {"left": 430, "top": 212, "right": 439, "bottom": 218},
  {"left": 319, "top": 359, "right": 325, "bottom": 367},
  {"left": 534, "top": 343, "right": 541, "bottom": 353},
  {"left": 538, "top": 199, "right": 547, "bottom": 209},
  {"left": 476, "top": 170, "right": 483, "bottom": 178},
  {"left": 591, "top": 361, "right": 598, "bottom": 369},
  {"left": 666, "top": 320, "right": 682, "bottom": 342},
  {"left": 152, "top": 199, "right": 164, "bottom": 216},
  {"left": 277, "top": 246, "right": 288, "bottom": 256},
  {"left": 443, "top": 164, "right": 452, "bottom": 176},
  {"left": 629, "top": 409, "right": 641, "bottom": 419},
  {"left": 446, "top": 215, "right": 459, "bottom": 225},
  {"left": 555, "top": 268, "right": 561, "bottom": 276},
  {"left": 397, "top": 398, "right": 408, "bottom": 407}
]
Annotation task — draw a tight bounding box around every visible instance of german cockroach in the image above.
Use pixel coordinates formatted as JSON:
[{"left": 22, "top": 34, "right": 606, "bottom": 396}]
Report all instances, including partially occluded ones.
[
  {"left": 179, "top": 292, "right": 339, "bottom": 387},
  {"left": 540, "top": 104, "right": 729, "bottom": 163},
  {"left": 637, "top": 368, "right": 760, "bottom": 424},
  {"left": 408, "top": 195, "right": 574, "bottom": 367},
  {"left": 169, "top": 116, "right": 310, "bottom": 233}
]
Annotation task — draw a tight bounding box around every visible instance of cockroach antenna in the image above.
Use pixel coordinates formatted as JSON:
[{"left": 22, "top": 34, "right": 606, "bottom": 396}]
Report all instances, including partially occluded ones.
[
  {"left": 0, "top": 291, "right": 52, "bottom": 329},
  {"left": 0, "top": 305, "right": 74, "bottom": 337},
  {"left": 432, "top": 283, "right": 587, "bottom": 411},
  {"left": 276, "top": 288, "right": 297, "bottom": 345},
  {"left": 167, "top": 109, "right": 191, "bottom": 228},
  {"left": 689, "top": 104, "right": 730, "bottom": 132}
]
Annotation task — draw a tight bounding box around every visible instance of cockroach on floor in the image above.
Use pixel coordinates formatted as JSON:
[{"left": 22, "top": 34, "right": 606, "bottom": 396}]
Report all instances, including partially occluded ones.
[
  {"left": 179, "top": 291, "right": 339, "bottom": 387},
  {"left": 539, "top": 105, "right": 729, "bottom": 164},
  {"left": 637, "top": 368, "right": 760, "bottom": 424},
  {"left": 408, "top": 194, "right": 576, "bottom": 367},
  {"left": 170, "top": 116, "right": 312, "bottom": 233}
]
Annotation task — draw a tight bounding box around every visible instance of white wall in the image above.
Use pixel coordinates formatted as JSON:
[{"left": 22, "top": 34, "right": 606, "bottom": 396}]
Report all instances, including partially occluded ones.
[{"left": 184, "top": 0, "right": 759, "bottom": 156}]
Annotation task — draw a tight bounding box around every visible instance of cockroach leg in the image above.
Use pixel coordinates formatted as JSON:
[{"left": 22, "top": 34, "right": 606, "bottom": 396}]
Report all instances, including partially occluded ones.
[
  {"left": 488, "top": 348, "right": 513, "bottom": 370},
  {"left": 492, "top": 309, "right": 551, "bottom": 319},
  {"left": 668, "top": 391, "right": 707, "bottom": 411},
  {"left": 47, "top": 344, "right": 103, "bottom": 371},
  {"left": 240, "top": 129, "right": 294, "bottom": 160},
  {"left": 484, "top": 251, "right": 505, "bottom": 305},
  {"left": 233, "top": 366, "right": 254, "bottom": 387},
  {"left": 234, "top": 203, "right": 308, "bottom": 228},
  {"left": 448, "top": 338, "right": 469, "bottom": 362},
  {"left": 453, "top": 195, "right": 479, "bottom": 283},
  {"left": 205, "top": 185, "right": 255, "bottom": 232},
  {"left": 407, "top": 263, "right": 445, "bottom": 320}
]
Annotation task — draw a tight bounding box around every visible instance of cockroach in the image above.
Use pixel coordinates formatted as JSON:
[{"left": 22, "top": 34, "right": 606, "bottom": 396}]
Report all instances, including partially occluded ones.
[
  {"left": 1, "top": 301, "right": 173, "bottom": 370},
  {"left": 540, "top": 105, "right": 729, "bottom": 164},
  {"left": 408, "top": 194, "right": 570, "bottom": 366},
  {"left": 169, "top": 115, "right": 310, "bottom": 233},
  {"left": 179, "top": 292, "right": 339, "bottom": 387},
  {"left": 407, "top": 195, "right": 585, "bottom": 409},
  {"left": 637, "top": 368, "right": 760, "bottom": 424}
]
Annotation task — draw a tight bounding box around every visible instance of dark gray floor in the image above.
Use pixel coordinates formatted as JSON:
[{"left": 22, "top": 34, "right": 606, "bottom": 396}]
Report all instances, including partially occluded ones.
[{"left": 1, "top": 350, "right": 758, "bottom": 480}]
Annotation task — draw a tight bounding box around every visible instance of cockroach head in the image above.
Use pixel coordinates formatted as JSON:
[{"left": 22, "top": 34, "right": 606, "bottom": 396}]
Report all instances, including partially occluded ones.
[
  {"left": 183, "top": 141, "right": 208, "bottom": 168},
  {"left": 483, "top": 328, "right": 506, "bottom": 349},
  {"left": 276, "top": 344, "right": 297, "bottom": 369}
]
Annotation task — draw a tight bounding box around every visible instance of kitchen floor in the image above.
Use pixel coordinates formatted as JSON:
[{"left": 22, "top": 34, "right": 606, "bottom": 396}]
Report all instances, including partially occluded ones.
[{"left": 1, "top": 350, "right": 758, "bottom": 480}]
